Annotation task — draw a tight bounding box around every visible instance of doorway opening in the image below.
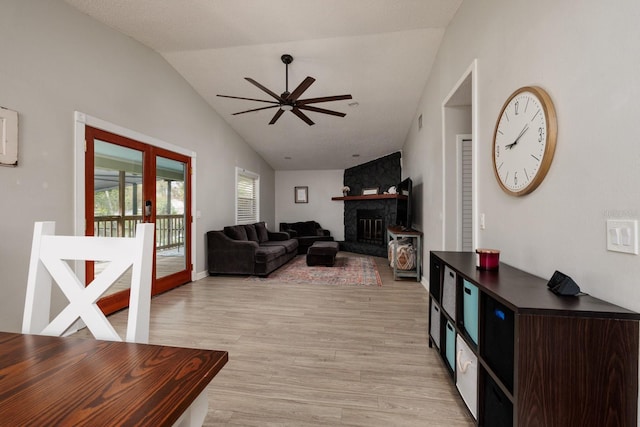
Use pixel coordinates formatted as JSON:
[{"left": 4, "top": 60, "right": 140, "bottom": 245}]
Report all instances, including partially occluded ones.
[{"left": 442, "top": 60, "right": 477, "bottom": 251}]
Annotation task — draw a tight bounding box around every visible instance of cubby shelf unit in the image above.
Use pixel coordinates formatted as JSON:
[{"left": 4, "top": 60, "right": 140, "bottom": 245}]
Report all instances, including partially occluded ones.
[{"left": 429, "top": 251, "right": 640, "bottom": 427}]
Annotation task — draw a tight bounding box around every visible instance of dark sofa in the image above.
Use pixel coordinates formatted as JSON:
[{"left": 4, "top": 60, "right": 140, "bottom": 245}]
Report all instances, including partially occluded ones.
[
  {"left": 207, "top": 222, "right": 298, "bottom": 276},
  {"left": 279, "top": 221, "right": 334, "bottom": 255}
]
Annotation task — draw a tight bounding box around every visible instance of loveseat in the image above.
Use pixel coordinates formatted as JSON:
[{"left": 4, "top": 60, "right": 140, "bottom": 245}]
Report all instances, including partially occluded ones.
[
  {"left": 207, "top": 222, "right": 298, "bottom": 276},
  {"left": 279, "top": 221, "right": 334, "bottom": 255}
]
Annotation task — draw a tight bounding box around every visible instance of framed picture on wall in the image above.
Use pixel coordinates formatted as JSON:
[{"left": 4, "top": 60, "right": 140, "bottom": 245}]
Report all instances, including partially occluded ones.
[{"left": 295, "top": 186, "right": 308, "bottom": 203}]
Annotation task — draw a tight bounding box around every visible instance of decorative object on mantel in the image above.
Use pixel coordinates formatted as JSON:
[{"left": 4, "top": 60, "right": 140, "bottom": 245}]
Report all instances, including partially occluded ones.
[
  {"left": 387, "top": 186, "right": 397, "bottom": 194},
  {"left": 362, "top": 187, "right": 379, "bottom": 196},
  {"left": 294, "top": 186, "right": 308, "bottom": 203},
  {"left": 0, "top": 106, "right": 18, "bottom": 167},
  {"left": 342, "top": 186, "right": 350, "bottom": 197},
  {"left": 331, "top": 193, "right": 406, "bottom": 201}
]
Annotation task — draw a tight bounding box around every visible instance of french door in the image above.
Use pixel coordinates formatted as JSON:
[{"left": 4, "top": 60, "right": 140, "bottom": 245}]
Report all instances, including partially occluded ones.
[{"left": 85, "top": 126, "right": 192, "bottom": 315}]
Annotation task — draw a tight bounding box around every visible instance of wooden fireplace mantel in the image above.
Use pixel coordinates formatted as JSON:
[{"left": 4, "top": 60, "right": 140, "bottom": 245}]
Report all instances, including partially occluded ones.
[{"left": 332, "top": 194, "right": 407, "bottom": 201}]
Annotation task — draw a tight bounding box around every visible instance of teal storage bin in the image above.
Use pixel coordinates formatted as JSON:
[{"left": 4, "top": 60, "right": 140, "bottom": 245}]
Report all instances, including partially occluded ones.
[
  {"left": 445, "top": 320, "right": 455, "bottom": 370},
  {"left": 462, "top": 279, "right": 479, "bottom": 345}
]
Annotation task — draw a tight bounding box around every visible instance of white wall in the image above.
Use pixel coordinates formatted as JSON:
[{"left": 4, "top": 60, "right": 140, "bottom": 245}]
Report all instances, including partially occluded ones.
[
  {"left": 0, "top": 1, "right": 274, "bottom": 332},
  {"left": 275, "top": 170, "right": 345, "bottom": 240},
  {"left": 404, "top": 0, "right": 640, "bottom": 313}
]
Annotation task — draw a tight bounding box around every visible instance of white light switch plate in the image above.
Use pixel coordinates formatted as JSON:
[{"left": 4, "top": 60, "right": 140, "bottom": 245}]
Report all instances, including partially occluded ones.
[{"left": 606, "top": 219, "right": 639, "bottom": 254}]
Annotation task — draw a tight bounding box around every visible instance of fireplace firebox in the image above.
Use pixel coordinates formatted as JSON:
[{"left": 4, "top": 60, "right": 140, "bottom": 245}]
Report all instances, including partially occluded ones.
[{"left": 357, "top": 210, "right": 384, "bottom": 245}]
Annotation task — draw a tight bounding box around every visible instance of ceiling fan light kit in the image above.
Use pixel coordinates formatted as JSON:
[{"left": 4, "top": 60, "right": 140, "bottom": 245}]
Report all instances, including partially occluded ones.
[{"left": 217, "top": 54, "right": 352, "bottom": 126}]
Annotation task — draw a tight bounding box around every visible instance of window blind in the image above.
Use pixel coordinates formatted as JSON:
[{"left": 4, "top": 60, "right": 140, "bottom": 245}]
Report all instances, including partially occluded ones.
[{"left": 236, "top": 171, "right": 258, "bottom": 224}]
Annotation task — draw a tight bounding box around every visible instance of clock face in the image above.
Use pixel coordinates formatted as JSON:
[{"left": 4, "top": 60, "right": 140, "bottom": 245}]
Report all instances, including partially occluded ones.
[{"left": 493, "top": 86, "right": 557, "bottom": 196}]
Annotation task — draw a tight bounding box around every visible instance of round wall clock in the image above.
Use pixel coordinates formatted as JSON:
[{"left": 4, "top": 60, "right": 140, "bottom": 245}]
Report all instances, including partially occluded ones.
[{"left": 492, "top": 86, "right": 557, "bottom": 196}]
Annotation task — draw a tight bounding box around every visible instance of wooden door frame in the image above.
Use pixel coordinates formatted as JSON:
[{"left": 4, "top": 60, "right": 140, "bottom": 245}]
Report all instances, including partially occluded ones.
[
  {"left": 85, "top": 126, "right": 152, "bottom": 314},
  {"left": 152, "top": 146, "right": 192, "bottom": 294},
  {"left": 73, "top": 112, "right": 197, "bottom": 309}
]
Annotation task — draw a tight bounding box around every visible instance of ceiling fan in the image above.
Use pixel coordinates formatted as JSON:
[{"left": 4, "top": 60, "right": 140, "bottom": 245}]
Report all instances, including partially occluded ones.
[{"left": 217, "top": 54, "right": 352, "bottom": 126}]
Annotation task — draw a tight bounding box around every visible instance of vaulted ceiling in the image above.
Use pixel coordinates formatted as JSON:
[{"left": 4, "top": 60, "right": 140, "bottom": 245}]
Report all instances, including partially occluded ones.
[{"left": 64, "top": 0, "right": 462, "bottom": 170}]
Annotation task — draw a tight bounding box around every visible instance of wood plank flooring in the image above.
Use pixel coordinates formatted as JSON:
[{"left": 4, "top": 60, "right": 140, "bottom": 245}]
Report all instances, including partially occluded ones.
[{"left": 105, "top": 253, "right": 474, "bottom": 426}]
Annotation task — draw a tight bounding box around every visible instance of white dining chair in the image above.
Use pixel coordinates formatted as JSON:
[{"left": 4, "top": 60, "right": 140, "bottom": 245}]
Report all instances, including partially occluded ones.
[{"left": 22, "top": 221, "right": 155, "bottom": 343}]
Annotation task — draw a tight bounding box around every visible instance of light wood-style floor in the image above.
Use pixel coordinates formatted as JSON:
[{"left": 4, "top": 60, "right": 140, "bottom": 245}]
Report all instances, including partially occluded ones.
[{"left": 106, "top": 253, "right": 474, "bottom": 426}]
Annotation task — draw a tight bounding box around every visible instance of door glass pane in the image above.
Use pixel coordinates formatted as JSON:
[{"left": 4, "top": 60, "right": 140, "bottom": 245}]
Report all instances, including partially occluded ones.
[
  {"left": 94, "top": 139, "right": 143, "bottom": 295},
  {"left": 155, "top": 155, "right": 186, "bottom": 278}
]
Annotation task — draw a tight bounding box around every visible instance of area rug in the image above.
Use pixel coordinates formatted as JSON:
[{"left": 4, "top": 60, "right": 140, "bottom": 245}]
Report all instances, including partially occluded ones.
[{"left": 248, "top": 255, "right": 382, "bottom": 287}]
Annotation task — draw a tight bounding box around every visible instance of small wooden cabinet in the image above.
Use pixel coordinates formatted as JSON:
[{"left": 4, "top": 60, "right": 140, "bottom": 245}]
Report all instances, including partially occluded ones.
[{"left": 429, "top": 251, "right": 640, "bottom": 427}]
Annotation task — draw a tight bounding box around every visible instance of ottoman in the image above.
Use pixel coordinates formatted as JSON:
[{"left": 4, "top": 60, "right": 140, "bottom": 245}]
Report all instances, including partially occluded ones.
[{"left": 306, "top": 241, "right": 339, "bottom": 266}]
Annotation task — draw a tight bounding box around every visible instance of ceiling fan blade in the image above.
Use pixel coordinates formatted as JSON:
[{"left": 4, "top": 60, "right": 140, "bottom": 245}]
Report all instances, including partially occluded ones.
[
  {"left": 217, "top": 94, "right": 279, "bottom": 104},
  {"left": 245, "top": 78, "right": 285, "bottom": 102},
  {"left": 297, "top": 94, "right": 353, "bottom": 105},
  {"left": 292, "top": 108, "right": 315, "bottom": 126},
  {"left": 269, "top": 109, "right": 285, "bottom": 125},
  {"left": 232, "top": 105, "right": 279, "bottom": 115},
  {"left": 297, "top": 105, "right": 346, "bottom": 117},
  {"left": 287, "top": 77, "right": 316, "bottom": 101}
]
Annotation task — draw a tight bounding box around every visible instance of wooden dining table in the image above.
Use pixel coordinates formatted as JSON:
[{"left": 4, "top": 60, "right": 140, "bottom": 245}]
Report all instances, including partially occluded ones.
[{"left": 0, "top": 331, "right": 228, "bottom": 426}]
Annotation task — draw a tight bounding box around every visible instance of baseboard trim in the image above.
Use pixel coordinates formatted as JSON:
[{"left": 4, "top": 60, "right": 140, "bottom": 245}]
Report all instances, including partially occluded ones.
[{"left": 194, "top": 270, "right": 208, "bottom": 281}]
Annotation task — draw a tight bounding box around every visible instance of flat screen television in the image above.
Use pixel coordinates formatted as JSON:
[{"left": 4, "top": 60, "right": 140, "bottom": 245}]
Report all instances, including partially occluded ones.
[{"left": 395, "top": 177, "right": 412, "bottom": 230}]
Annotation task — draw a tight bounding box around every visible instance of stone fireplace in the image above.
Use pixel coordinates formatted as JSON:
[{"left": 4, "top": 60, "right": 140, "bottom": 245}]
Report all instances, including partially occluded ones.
[{"left": 339, "top": 152, "right": 401, "bottom": 257}]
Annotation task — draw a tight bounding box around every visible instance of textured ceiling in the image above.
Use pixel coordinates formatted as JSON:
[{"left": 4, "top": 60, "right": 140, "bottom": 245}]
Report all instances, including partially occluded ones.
[{"left": 64, "top": 0, "right": 462, "bottom": 170}]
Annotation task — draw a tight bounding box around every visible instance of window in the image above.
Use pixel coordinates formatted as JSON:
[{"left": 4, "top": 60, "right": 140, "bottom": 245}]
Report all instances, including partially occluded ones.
[{"left": 236, "top": 167, "right": 259, "bottom": 224}]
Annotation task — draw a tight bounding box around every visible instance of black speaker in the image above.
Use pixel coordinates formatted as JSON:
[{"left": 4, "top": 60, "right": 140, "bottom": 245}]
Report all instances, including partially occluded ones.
[{"left": 547, "top": 270, "right": 581, "bottom": 296}]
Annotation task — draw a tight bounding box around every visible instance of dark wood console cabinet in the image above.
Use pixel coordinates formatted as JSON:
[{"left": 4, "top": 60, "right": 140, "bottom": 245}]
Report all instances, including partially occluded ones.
[{"left": 429, "top": 251, "right": 640, "bottom": 427}]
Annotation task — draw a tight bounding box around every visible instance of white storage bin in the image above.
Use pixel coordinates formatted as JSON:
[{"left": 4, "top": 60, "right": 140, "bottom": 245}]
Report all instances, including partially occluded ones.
[
  {"left": 430, "top": 301, "right": 441, "bottom": 348},
  {"left": 456, "top": 334, "right": 478, "bottom": 419},
  {"left": 442, "top": 266, "right": 457, "bottom": 320}
]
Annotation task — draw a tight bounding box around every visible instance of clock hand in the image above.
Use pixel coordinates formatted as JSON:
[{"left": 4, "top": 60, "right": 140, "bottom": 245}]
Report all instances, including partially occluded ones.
[{"left": 505, "top": 124, "right": 529, "bottom": 149}]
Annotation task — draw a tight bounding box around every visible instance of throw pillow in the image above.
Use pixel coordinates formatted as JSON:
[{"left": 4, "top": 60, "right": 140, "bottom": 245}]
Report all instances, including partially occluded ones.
[
  {"left": 254, "top": 222, "right": 269, "bottom": 242},
  {"left": 244, "top": 224, "right": 259, "bottom": 242},
  {"left": 300, "top": 221, "right": 317, "bottom": 236},
  {"left": 290, "top": 222, "right": 303, "bottom": 234},
  {"left": 224, "top": 225, "right": 248, "bottom": 241}
]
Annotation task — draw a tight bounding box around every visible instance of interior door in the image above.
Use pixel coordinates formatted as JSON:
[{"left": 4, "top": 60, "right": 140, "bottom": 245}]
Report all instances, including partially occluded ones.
[{"left": 85, "top": 126, "right": 192, "bottom": 314}]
